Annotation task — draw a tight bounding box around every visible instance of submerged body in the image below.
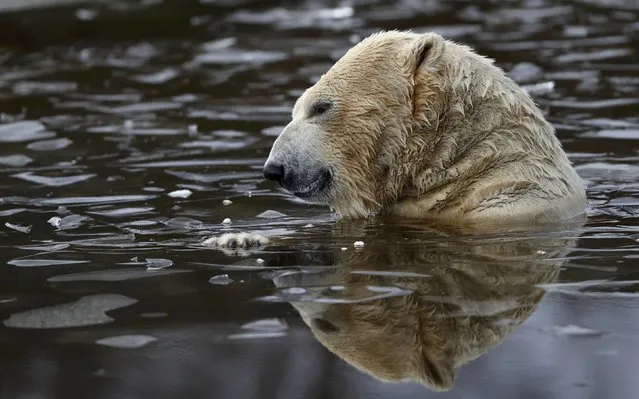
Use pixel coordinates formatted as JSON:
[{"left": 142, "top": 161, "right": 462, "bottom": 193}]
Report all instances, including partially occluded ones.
[{"left": 262, "top": 30, "right": 587, "bottom": 225}]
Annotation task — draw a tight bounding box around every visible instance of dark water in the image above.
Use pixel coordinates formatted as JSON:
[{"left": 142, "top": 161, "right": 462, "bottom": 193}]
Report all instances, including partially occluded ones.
[{"left": 1, "top": 1, "right": 638, "bottom": 398}]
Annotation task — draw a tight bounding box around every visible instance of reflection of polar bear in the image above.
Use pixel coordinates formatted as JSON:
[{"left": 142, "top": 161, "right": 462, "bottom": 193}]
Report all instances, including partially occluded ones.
[
  {"left": 261, "top": 30, "right": 586, "bottom": 224},
  {"left": 270, "top": 224, "right": 577, "bottom": 391}
]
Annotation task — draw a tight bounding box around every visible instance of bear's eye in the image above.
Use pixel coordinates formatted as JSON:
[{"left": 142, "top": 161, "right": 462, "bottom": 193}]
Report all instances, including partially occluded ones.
[{"left": 309, "top": 100, "right": 332, "bottom": 118}]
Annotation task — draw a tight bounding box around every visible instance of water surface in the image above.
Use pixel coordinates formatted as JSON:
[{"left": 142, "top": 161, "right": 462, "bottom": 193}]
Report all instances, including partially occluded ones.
[{"left": 1, "top": 1, "right": 638, "bottom": 398}]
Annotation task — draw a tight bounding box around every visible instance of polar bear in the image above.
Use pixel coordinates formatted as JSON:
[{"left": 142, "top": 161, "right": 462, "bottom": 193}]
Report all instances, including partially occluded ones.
[
  {"left": 205, "top": 30, "right": 587, "bottom": 248},
  {"left": 262, "top": 30, "right": 586, "bottom": 224}
]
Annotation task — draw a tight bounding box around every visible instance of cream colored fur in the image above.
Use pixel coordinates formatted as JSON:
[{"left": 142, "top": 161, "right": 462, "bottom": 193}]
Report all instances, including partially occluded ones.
[{"left": 267, "top": 30, "right": 587, "bottom": 224}]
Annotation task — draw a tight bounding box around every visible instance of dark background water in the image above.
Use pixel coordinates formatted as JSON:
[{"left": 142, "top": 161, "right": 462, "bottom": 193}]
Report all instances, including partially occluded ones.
[{"left": 0, "top": 1, "right": 638, "bottom": 398}]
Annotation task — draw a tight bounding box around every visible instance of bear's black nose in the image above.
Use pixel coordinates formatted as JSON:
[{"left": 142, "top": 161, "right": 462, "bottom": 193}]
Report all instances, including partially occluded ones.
[{"left": 263, "top": 161, "right": 284, "bottom": 182}]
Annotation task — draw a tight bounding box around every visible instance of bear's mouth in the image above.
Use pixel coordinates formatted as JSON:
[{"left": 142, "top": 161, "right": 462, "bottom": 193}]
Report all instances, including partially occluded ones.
[{"left": 293, "top": 170, "right": 331, "bottom": 199}]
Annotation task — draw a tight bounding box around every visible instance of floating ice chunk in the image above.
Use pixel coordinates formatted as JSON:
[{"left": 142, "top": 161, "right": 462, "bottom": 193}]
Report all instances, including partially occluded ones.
[
  {"left": 132, "top": 68, "right": 179, "bottom": 84},
  {"left": 353, "top": 241, "right": 365, "bottom": 248},
  {"left": 47, "top": 214, "right": 88, "bottom": 230},
  {"left": 222, "top": 199, "right": 232, "bottom": 205},
  {"left": 5, "top": 222, "right": 31, "bottom": 233},
  {"left": 88, "top": 207, "right": 154, "bottom": 218},
  {"left": 18, "top": 243, "right": 69, "bottom": 252},
  {"left": 0, "top": 121, "right": 55, "bottom": 142},
  {"left": 8, "top": 259, "right": 89, "bottom": 267},
  {"left": 95, "top": 335, "right": 157, "bottom": 349},
  {"left": 209, "top": 274, "right": 233, "bottom": 285},
  {"left": 3, "top": 294, "right": 138, "bottom": 329},
  {"left": 13, "top": 172, "right": 95, "bottom": 186},
  {"left": 0, "top": 154, "right": 33, "bottom": 167},
  {"left": 27, "top": 137, "right": 73, "bottom": 151},
  {"left": 145, "top": 258, "right": 173, "bottom": 271},
  {"left": 168, "top": 189, "right": 192, "bottom": 198},
  {"left": 257, "top": 210, "right": 286, "bottom": 218},
  {"left": 222, "top": 218, "right": 231, "bottom": 224},
  {"left": 13, "top": 81, "right": 77, "bottom": 96}
]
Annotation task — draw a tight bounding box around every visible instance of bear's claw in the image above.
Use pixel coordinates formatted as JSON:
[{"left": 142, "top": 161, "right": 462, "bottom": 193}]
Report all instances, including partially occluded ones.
[{"left": 202, "top": 233, "right": 270, "bottom": 249}]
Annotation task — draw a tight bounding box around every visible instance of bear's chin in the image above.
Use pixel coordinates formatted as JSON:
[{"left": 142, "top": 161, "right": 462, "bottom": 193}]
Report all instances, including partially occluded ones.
[{"left": 290, "top": 170, "right": 332, "bottom": 203}]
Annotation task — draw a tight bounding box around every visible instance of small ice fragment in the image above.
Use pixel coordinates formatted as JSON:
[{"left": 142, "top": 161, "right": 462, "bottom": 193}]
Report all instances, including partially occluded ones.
[
  {"left": 303, "top": 223, "right": 314, "bottom": 228},
  {"left": 27, "top": 137, "right": 73, "bottom": 151},
  {"left": 145, "top": 258, "right": 173, "bottom": 271},
  {"left": 209, "top": 274, "right": 233, "bottom": 285},
  {"left": 0, "top": 154, "right": 33, "bottom": 167},
  {"left": 187, "top": 124, "right": 198, "bottom": 136},
  {"left": 222, "top": 218, "right": 231, "bottom": 224},
  {"left": 353, "top": 241, "right": 365, "bottom": 248},
  {"left": 247, "top": 191, "right": 252, "bottom": 198},
  {"left": 256, "top": 258, "right": 264, "bottom": 264},
  {"left": 341, "top": 247, "right": 348, "bottom": 251},
  {"left": 257, "top": 210, "right": 286, "bottom": 218},
  {"left": 330, "top": 285, "right": 345, "bottom": 291},
  {"left": 95, "top": 335, "right": 157, "bottom": 349},
  {"left": 168, "top": 189, "right": 192, "bottom": 198},
  {"left": 537, "top": 250, "right": 547, "bottom": 255},
  {"left": 123, "top": 120, "right": 134, "bottom": 130},
  {"left": 222, "top": 199, "right": 232, "bottom": 205},
  {"left": 47, "top": 216, "right": 62, "bottom": 228},
  {"left": 131, "top": 257, "right": 138, "bottom": 262},
  {"left": 5, "top": 222, "right": 31, "bottom": 233},
  {"left": 50, "top": 214, "right": 88, "bottom": 230}
]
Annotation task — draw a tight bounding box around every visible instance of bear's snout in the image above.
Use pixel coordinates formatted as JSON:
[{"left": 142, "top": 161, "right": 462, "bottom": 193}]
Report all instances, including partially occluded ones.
[
  {"left": 263, "top": 156, "right": 332, "bottom": 201},
  {"left": 263, "top": 161, "right": 284, "bottom": 183}
]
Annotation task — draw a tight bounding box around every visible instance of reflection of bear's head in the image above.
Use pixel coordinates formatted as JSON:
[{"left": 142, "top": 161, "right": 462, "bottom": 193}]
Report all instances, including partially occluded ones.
[
  {"left": 261, "top": 30, "right": 586, "bottom": 222},
  {"left": 273, "top": 227, "right": 576, "bottom": 391}
]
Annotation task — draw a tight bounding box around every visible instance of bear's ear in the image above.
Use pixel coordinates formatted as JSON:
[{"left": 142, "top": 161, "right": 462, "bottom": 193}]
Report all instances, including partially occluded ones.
[
  {"left": 416, "top": 351, "right": 456, "bottom": 391},
  {"left": 407, "top": 33, "right": 444, "bottom": 76}
]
